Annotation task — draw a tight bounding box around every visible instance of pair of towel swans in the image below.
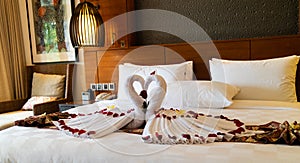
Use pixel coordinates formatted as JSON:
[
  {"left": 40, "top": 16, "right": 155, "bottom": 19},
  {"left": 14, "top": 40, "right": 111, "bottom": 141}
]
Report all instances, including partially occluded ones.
[
  {"left": 125, "top": 74, "right": 167, "bottom": 129},
  {"left": 53, "top": 74, "right": 167, "bottom": 138},
  {"left": 54, "top": 74, "right": 244, "bottom": 145}
]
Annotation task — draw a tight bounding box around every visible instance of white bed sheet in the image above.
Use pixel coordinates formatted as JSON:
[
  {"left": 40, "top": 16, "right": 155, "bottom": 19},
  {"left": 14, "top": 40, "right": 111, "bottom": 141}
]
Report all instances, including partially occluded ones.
[
  {"left": 0, "top": 110, "right": 33, "bottom": 130},
  {"left": 1, "top": 100, "right": 300, "bottom": 163}
]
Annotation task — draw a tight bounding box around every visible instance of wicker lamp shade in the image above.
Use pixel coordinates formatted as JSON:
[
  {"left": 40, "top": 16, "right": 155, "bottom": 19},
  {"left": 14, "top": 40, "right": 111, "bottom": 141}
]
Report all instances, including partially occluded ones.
[{"left": 70, "top": 1, "right": 105, "bottom": 47}]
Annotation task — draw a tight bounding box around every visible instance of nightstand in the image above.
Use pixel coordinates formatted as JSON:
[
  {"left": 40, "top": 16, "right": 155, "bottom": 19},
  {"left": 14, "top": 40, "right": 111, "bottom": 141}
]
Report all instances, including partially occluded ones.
[{"left": 59, "top": 101, "right": 94, "bottom": 112}]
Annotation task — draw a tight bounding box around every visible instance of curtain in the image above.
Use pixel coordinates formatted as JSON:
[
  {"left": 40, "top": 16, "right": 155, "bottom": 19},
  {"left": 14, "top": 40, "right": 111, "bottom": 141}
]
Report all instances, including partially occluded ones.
[{"left": 0, "top": 0, "right": 27, "bottom": 101}]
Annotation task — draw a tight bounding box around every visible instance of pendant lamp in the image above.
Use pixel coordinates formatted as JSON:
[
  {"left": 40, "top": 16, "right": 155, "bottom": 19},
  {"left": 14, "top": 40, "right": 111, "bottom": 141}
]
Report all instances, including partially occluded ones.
[{"left": 70, "top": 1, "right": 105, "bottom": 47}]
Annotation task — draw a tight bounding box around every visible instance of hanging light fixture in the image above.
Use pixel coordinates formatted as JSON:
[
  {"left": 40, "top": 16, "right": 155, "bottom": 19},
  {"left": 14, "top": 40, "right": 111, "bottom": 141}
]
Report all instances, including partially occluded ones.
[{"left": 70, "top": 1, "right": 105, "bottom": 47}]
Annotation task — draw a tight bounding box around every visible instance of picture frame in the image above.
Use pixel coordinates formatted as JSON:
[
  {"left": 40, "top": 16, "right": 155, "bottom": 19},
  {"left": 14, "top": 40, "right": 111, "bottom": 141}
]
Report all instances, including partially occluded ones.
[{"left": 26, "top": 0, "right": 76, "bottom": 63}]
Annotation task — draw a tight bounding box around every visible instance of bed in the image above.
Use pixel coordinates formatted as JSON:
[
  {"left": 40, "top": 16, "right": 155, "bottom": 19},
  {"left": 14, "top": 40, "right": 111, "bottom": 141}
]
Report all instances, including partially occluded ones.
[{"left": 1, "top": 35, "right": 300, "bottom": 162}]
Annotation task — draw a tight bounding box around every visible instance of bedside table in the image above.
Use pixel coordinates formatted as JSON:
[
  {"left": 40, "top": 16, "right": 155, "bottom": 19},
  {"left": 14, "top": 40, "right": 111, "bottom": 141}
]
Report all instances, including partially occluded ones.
[{"left": 59, "top": 101, "right": 94, "bottom": 112}]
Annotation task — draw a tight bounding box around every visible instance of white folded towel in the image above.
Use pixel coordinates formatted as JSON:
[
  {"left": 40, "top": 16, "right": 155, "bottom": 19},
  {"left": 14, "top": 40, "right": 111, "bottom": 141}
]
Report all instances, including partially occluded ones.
[{"left": 142, "top": 109, "right": 245, "bottom": 144}]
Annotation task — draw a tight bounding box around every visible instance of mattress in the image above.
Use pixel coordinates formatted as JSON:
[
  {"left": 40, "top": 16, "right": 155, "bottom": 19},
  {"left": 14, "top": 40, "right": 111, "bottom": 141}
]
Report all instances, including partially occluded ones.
[{"left": 0, "top": 100, "right": 300, "bottom": 163}]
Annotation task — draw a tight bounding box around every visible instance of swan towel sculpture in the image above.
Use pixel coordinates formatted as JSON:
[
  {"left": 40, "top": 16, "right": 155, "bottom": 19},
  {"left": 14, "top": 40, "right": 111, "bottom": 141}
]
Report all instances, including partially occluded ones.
[
  {"left": 53, "top": 74, "right": 167, "bottom": 139},
  {"left": 53, "top": 74, "right": 277, "bottom": 144},
  {"left": 53, "top": 74, "right": 244, "bottom": 143}
]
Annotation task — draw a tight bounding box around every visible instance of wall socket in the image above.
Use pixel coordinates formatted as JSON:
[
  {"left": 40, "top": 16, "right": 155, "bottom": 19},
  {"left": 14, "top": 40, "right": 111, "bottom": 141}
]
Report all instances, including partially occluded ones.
[{"left": 90, "top": 83, "right": 115, "bottom": 91}]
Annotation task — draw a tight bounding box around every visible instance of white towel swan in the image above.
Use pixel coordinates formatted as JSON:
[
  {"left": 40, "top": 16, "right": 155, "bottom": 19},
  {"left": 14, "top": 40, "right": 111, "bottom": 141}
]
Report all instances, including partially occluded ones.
[
  {"left": 144, "top": 75, "right": 167, "bottom": 121},
  {"left": 124, "top": 74, "right": 146, "bottom": 129}
]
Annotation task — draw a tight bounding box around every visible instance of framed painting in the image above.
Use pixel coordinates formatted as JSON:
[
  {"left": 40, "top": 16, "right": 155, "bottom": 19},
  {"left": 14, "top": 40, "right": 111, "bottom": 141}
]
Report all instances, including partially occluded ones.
[{"left": 27, "top": 0, "right": 76, "bottom": 63}]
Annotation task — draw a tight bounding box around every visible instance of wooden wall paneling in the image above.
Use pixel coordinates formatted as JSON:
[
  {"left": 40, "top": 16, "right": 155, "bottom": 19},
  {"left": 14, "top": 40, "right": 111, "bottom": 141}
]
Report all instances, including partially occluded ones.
[
  {"left": 96, "top": 46, "right": 165, "bottom": 92},
  {"left": 119, "top": 45, "right": 165, "bottom": 65},
  {"left": 165, "top": 40, "right": 250, "bottom": 80},
  {"left": 250, "top": 35, "right": 300, "bottom": 60},
  {"left": 97, "top": 49, "right": 130, "bottom": 84},
  {"left": 164, "top": 43, "right": 206, "bottom": 80},
  {"left": 213, "top": 40, "right": 250, "bottom": 60},
  {"left": 83, "top": 49, "right": 99, "bottom": 89}
]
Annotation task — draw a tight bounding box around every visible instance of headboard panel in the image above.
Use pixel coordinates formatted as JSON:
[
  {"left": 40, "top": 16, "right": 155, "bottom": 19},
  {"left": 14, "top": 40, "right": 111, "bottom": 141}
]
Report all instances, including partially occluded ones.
[
  {"left": 84, "top": 35, "right": 300, "bottom": 100},
  {"left": 164, "top": 40, "right": 250, "bottom": 80}
]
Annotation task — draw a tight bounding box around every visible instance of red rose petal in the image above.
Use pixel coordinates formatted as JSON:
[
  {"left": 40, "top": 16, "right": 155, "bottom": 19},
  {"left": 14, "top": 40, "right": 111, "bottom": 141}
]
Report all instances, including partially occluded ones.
[
  {"left": 168, "top": 135, "right": 177, "bottom": 139},
  {"left": 107, "top": 111, "right": 113, "bottom": 116},
  {"left": 234, "top": 119, "right": 244, "bottom": 127},
  {"left": 155, "top": 132, "right": 162, "bottom": 141},
  {"left": 70, "top": 114, "right": 77, "bottom": 118},
  {"left": 139, "top": 90, "right": 148, "bottom": 99},
  {"left": 208, "top": 134, "right": 217, "bottom": 137},
  {"left": 142, "top": 135, "right": 150, "bottom": 140},
  {"left": 78, "top": 129, "right": 86, "bottom": 135},
  {"left": 182, "top": 134, "right": 191, "bottom": 139},
  {"left": 58, "top": 120, "right": 65, "bottom": 125}
]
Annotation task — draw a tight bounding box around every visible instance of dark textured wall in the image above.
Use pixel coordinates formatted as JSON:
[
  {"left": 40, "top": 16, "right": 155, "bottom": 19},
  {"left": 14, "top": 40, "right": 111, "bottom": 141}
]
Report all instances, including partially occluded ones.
[{"left": 134, "top": 0, "right": 298, "bottom": 45}]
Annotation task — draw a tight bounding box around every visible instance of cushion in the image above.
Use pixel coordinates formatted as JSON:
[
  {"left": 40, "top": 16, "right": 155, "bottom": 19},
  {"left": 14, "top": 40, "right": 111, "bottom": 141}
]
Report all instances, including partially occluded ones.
[
  {"left": 31, "top": 72, "right": 65, "bottom": 98},
  {"left": 161, "top": 80, "right": 240, "bottom": 109},
  {"left": 22, "top": 96, "right": 58, "bottom": 111},
  {"left": 118, "top": 61, "right": 193, "bottom": 100},
  {"left": 209, "top": 55, "right": 300, "bottom": 102}
]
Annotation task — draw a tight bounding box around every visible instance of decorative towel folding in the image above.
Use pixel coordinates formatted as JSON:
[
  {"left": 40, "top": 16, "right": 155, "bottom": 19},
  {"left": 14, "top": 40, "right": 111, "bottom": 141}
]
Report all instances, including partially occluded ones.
[{"left": 53, "top": 74, "right": 167, "bottom": 138}]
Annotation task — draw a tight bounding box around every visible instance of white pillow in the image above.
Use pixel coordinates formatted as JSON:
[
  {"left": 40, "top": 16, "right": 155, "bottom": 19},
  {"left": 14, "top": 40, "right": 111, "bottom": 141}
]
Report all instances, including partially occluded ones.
[
  {"left": 209, "top": 55, "right": 299, "bottom": 102},
  {"left": 118, "top": 61, "right": 193, "bottom": 100},
  {"left": 124, "top": 61, "right": 193, "bottom": 80},
  {"left": 161, "top": 80, "right": 240, "bottom": 109}
]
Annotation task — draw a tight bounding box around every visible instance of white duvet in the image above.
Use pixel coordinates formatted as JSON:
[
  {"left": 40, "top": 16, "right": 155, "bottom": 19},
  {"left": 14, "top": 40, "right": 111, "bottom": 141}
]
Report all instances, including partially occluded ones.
[{"left": 1, "top": 100, "right": 300, "bottom": 163}]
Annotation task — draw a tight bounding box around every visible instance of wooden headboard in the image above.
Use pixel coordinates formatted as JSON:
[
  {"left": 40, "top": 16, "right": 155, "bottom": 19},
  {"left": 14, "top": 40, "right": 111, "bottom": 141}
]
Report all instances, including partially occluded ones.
[{"left": 83, "top": 35, "right": 300, "bottom": 101}]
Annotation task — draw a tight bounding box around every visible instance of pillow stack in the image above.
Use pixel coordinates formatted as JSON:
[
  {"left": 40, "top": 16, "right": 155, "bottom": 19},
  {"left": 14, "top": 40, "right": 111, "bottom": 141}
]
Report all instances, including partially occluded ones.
[{"left": 118, "top": 61, "right": 241, "bottom": 109}]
